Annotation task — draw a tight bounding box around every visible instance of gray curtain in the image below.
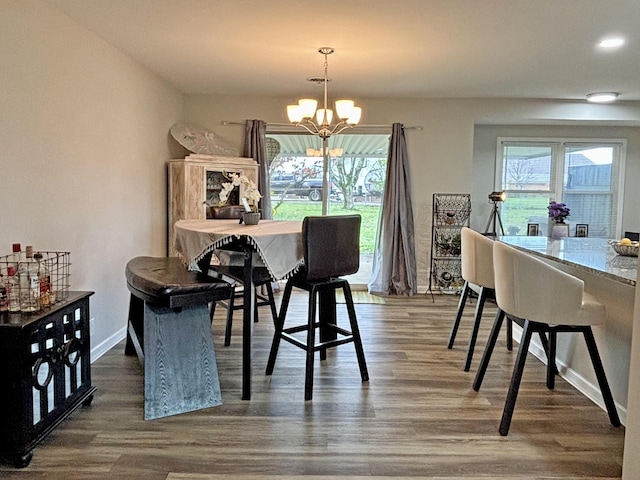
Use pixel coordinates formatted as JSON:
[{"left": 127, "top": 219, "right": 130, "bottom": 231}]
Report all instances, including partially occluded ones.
[
  {"left": 368, "top": 123, "right": 417, "bottom": 296},
  {"left": 243, "top": 119, "right": 272, "bottom": 220}
]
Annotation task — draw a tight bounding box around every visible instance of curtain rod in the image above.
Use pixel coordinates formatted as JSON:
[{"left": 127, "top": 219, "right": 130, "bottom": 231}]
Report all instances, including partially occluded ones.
[{"left": 220, "top": 121, "right": 423, "bottom": 131}]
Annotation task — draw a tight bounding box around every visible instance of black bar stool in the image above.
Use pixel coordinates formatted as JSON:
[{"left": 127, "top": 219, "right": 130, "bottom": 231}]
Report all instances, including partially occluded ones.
[{"left": 265, "top": 215, "right": 369, "bottom": 401}]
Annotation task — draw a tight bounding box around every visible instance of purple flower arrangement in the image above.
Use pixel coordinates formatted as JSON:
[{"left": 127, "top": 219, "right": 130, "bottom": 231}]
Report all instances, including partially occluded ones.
[{"left": 548, "top": 201, "right": 570, "bottom": 222}]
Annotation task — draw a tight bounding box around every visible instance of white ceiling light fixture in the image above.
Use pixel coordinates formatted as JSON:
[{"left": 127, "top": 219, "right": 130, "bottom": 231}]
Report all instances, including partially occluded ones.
[
  {"left": 598, "top": 37, "right": 626, "bottom": 49},
  {"left": 287, "top": 47, "right": 362, "bottom": 215},
  {"left": 287, "top": 47, "right": 362, "bottom": 139},
  {"left": 586, "top": 92, "right": 619, "bottom": 103}
]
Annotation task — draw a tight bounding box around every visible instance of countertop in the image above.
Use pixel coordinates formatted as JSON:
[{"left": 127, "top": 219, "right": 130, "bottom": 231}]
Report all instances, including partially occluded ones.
[{"left": 498, "top": 236, "right": 638, "bottom": 286}]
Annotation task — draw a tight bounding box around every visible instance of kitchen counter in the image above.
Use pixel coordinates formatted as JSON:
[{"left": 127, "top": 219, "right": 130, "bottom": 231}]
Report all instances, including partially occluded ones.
[{"left": 498, "top": 236, "right": 637, "bottom": 286}]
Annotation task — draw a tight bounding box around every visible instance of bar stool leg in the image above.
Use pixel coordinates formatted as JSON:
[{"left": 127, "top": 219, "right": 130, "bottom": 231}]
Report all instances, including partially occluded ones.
[
  {"left": 473, "top": 309, "right": 505, "bottom": 391},
  {"left": 448, "top": 281, "right": 471, "bottom": 349},
  {"left": 265, "top": 282, "right": 278, "bottom": 326},
  {"left": 266, "top": 281, "right": 293, "bottom": 376},
  {"left": 304, "top": 288, "right": 318, "bottom": 401},
  {"left": 464, "top": 286, "right": 488, "bottom": 371},
  {"left": 342, "top": 283, "right": 369, "bottom": 382},
  {"left": 582, "top": 327, "right": 621, "bottom": 427},
  {"left": 506, "top": 317, "right": 513, "bottom": 351},
  {"left": 499, "top": 319, "right": 535, "bottom": 436},
  {"left": 546, "top": 329, "right": 557, "bottom": 389}
]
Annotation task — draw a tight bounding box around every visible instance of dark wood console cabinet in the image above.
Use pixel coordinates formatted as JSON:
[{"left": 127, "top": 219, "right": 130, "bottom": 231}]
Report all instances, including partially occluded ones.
[{"left": 0, "top": 291, "right": 96, "bottom": 468}]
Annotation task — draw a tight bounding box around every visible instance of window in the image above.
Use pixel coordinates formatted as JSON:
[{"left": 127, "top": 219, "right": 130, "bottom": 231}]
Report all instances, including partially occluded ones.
[
  {"left": 264, "top": 130, "right": 390, "bottom": 284},
  {"left": 496, "top": 138, "right": 625, "bottom": 238}
]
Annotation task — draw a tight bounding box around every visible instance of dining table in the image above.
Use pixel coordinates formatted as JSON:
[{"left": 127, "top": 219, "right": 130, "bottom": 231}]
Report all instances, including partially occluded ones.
[{"left": 173, "top": 218, "right": 305, "bottom": 400}]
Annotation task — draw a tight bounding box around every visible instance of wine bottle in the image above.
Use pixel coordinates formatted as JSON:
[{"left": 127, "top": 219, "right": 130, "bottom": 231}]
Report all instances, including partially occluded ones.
[
  {"left": 0, "top": 275, "right": 7, "bottom": 312},
  {"left": 18, "top": 246, "right": 40, "bottom": 312},
  {"left": 34, "top": 252, "right": 51, "bottom": 306},
  {"left": 11, "top": 243, "right": 22, "bottom": 268},
  {"left": 6, "top": 266, "right": 20, "bottom": 312}
]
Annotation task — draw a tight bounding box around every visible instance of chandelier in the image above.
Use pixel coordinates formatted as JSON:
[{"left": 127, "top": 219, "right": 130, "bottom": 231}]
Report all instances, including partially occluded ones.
[{"left": 286, "top": 47, "right": 362, "bottom": 139}]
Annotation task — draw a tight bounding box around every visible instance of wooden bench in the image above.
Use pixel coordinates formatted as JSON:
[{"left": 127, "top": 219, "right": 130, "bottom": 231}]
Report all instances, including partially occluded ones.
[{"left": 124, "top": 256, "right": 233, "bottom": 420}]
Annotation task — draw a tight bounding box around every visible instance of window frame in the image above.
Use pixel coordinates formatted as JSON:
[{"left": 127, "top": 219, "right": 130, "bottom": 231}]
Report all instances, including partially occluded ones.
[{"left": 495, "top": 137, "right": 626, "bottom": 238}]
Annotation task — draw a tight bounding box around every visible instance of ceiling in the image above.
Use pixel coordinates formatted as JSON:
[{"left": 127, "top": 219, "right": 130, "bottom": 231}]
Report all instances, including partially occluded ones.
[{"left": 44, "top": 0, "right": 640, "bottom": 102}]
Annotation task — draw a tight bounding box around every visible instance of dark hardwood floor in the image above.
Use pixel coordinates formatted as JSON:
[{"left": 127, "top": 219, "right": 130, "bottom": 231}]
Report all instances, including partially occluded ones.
[{"left": 0, "top": 292, "right": 625, "bottom": 479}]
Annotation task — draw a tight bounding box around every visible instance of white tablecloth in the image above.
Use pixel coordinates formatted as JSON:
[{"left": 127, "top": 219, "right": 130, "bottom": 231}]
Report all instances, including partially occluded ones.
[{"left": 173, "top": 219, "right": 304, "bottom": 280}]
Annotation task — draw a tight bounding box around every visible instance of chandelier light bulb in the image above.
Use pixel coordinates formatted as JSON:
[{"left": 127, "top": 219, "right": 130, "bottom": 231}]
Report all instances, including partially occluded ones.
[
  {"left": 287, "top": 105, "right": 303, "bottom": 123},
  {"left": 298, "top": 99, "right": 318, "bottom": 118},
  {"left": 347, "top": 107, "right": 362, "bottom": 125},
  {"left": 316, "top": 108, "right": 333, "bottom": 125},
  {"left": 335, "top": 100, "right": 355, "bottom": 120}
]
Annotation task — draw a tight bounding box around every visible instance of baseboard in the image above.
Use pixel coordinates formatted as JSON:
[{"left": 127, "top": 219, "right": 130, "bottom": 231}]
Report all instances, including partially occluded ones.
[{"left": 90, "top": 326, "right": 127, "bottom": 363}]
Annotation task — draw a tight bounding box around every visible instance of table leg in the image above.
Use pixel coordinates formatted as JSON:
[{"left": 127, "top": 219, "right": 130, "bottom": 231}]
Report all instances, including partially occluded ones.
[
  {"left": 197, "top": 248, "right": 254, "bottom": 401},
  {"left": 241, "top": 240, "right": 255, "bottom": 400}
]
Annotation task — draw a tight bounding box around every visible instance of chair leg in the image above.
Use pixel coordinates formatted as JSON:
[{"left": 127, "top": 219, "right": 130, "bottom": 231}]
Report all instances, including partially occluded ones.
[
  {"left": 266, "top": 281, "right": 294, "bottom": 376},
  {"left": 534, "top": 329, "right": 559, "bottom": 381},
  {"left": 464, "top": 286, "right": 488, "bottom": 372},
  {"left": 253, "top": 287, "right": 260, "bottom": 323},
  {"left": 506, "top": 316, "right": 513, "bottom": 351},
  {"left": 265, "top": 282, "right": 278, "bottom": 326},
  {"left": 448, "top": 281, "right": 470, "bottom": 349},
  {"left": 304, "top": 287, "right": 318, "bottom": 401},
  {"left": 473, "top": 309, "right": 505, "bottom": 391},
  {"left": 208, "top": 301, "right": 216, "bottom": 322},
  {"left": 499, "top": 319, "right": 535, "bottom": 436},
  {"left": 223, "top": 290, "right": 236, "bottom": 347},
  {"left": 342, "top": 283, "right": 369, "bottom": 382},
  {"left": 546, "top": 330, "right": 557, "bottom": 389},
  {"left": 582, "top": 327, "right": 621, "bottom": 427},
  {"left": 318, "top": 289, "right": 336, "bottom": 361}
]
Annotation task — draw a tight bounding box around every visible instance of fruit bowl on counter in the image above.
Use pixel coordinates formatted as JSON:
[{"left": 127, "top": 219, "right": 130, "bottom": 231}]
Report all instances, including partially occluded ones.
[{"left": 609, "top": 239, "right": 639, "bottom": 257}]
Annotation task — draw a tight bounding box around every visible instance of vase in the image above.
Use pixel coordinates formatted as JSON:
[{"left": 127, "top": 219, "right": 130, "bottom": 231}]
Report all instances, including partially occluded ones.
[
  {"left": 549, "top": 220, "right": 569, "bottom": 239},
  {"left": 242, "top": 212, "right": 261, "bottom": 225}
]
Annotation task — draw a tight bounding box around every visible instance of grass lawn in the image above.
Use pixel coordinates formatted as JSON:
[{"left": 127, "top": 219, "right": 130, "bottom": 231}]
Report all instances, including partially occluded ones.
[
  {"left": 500, "top": 195, "right": 550, "bottom": 234},
  {"left": 270, "top": 200, "right": 381, "bottom": 254}
]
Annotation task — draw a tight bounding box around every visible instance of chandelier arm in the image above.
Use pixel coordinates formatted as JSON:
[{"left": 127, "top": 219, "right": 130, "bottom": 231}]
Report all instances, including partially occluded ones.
[
  {"left": 294, "top": 122, "right": 321, "bottom": 136},
  {"left": 329, "top": 122, "right": 354, "bottom": 137}
]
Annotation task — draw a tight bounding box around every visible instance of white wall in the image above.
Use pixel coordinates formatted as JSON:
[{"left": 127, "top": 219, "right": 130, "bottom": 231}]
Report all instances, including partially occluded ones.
[
  {"left": 185, "top": 95, "right": 640, "bottom": 290},
  {"left": 0, "top": 0, "right": 184, "bottom": 356}
]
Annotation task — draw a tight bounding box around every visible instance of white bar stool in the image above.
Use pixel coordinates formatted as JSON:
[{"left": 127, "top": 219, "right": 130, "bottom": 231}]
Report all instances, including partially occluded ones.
[{"left": 474, "top": 241, "right": 621, "bottom": 435}]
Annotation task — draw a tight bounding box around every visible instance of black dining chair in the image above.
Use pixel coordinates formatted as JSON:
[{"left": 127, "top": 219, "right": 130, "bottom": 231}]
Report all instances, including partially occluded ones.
[
  {"left": 265, "top": 214, "right": 369, "bottom": 400},
  {"left": 208, "top": 205, "right": 278, "bottom": 346}
]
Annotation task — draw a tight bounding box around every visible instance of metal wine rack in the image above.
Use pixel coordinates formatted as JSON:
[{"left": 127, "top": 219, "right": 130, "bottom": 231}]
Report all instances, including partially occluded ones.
[{"left": 428, "top": 193, "right": 471, "bottom": 297}]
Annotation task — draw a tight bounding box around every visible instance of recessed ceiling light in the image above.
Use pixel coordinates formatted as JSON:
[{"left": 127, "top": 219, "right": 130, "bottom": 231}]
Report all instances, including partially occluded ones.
[
  {"left": 586, "top": 92, "right": 619, "bottom": 103},
  {"left": 598, "top": 37, "right": 625, "bottom": 49}
]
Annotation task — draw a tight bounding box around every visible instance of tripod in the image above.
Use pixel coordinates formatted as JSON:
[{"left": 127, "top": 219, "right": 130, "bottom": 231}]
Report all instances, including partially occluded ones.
[{"left": 484, "top": 201, "right": 505, "bottom": 236}]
